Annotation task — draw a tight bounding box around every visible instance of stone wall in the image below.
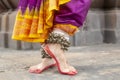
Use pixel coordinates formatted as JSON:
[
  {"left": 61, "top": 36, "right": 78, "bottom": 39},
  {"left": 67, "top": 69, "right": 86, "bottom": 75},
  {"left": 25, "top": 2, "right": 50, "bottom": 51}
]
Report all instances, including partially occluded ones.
[{"left": 0, "top": 0, "right": 120, "bottom": 50}]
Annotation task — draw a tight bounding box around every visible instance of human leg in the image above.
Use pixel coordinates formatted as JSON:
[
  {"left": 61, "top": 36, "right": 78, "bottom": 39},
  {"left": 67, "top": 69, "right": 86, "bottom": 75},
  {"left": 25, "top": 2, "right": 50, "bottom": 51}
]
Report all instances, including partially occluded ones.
[{"left": 42, "top": 28, "right": 77, "bottom": 75}]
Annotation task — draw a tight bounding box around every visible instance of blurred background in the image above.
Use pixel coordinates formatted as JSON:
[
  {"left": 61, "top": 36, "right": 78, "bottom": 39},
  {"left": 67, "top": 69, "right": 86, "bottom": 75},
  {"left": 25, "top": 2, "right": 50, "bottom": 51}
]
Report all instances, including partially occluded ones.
[{"left": 0, "top": 0, "right": 120, "bottom": 50}]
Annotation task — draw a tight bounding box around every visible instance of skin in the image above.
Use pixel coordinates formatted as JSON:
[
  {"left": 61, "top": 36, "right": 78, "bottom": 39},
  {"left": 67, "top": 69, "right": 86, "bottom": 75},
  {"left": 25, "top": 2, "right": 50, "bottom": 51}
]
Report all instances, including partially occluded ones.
[{"left": 29, "top": 44, "right": 77, "bottom": 74}]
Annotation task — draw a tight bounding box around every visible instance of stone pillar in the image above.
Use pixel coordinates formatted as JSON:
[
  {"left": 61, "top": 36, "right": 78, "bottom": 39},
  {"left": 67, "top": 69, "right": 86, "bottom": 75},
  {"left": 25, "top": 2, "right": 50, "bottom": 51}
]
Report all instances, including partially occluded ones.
[
  {"left": 103, "top": 0, "right": 120, "bottom": 43},
  {"left": 104, "top": 10, "right": 117, "bottom": 43},
  {"left": 0, "top": 12, "right": 10, "bottom": 48}
]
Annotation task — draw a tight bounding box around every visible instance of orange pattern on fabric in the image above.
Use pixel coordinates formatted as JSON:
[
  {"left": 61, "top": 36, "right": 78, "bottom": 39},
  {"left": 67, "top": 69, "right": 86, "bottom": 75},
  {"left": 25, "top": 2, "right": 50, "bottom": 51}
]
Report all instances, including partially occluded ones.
[
  {"left": 54, "top": 24, "right": 78, "bottom": 36},
  {"left": 12, "top": 0, "right": 75, "bottom": 43}
]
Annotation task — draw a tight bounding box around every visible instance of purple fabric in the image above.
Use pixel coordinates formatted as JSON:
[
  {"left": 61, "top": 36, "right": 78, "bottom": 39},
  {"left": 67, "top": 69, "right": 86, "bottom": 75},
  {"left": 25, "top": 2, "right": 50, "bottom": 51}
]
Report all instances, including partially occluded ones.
[
  {"left": 28, "top": 0, "right": 37, "bottom": 11},
  {"left": 18, "top": 0, "right": 42, "bottom": 14},
  {"left": 54, "top": 0, "right": 91, "bottom": 27},
  {"left": 36, "top": 0, "right": 42, "bottom": 10},
  {"left": 18, "top": 0, "right": 91, "bottom": 27},
  {"left": 18, "top": 0, "right": 28, "bottom": 14}
]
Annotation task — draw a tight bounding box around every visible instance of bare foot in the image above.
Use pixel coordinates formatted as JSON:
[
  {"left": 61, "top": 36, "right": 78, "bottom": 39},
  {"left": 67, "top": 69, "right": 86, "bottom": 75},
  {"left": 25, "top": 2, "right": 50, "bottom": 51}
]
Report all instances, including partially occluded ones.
[
  {"left": 67, "top": 65, "right": 77, "bottom": 73},
  {"left": 43, "top": 44, "right": 77, "bottom": 75},
  {"left": 29, "top": 58, "right": 55, "bottom": 74}
]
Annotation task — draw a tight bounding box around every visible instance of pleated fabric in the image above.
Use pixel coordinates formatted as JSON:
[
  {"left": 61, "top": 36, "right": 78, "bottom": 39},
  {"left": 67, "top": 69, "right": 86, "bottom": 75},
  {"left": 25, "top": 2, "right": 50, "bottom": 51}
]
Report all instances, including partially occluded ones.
[{"left": 12, "top": 0, "right": 91, "bottom": 43}]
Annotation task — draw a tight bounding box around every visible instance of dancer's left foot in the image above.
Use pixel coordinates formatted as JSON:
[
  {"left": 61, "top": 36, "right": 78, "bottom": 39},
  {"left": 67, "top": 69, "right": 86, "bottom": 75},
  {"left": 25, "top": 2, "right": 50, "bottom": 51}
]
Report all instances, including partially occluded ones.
[{"left": 43, "top": 44, "right": 78, "bottom": 75}]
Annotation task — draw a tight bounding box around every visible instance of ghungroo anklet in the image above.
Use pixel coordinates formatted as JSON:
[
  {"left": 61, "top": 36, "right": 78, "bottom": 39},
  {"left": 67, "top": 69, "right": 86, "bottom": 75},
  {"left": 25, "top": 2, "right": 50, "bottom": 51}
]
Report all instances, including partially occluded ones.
[
  {"left": 41, "top": 32, "right": 70, "bottom": 58},
  {"left": 46, "top": 32, "right": 70, "bottom": 51}
]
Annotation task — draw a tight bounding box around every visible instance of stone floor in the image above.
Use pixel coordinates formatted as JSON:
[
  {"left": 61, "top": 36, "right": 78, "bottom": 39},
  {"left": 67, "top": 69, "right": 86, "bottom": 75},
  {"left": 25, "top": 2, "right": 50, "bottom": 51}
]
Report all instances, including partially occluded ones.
[{"left": 0, "top": 44, "right": 120, "bottom": 80}]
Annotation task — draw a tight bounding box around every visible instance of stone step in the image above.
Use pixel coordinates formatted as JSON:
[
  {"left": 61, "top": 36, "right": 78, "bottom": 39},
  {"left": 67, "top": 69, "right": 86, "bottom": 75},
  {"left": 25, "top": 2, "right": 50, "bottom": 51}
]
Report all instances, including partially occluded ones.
[
  {"left": 0, "top": 32, "right": 8, "bottom": 48},
  {"left": 91, "top": 0, "right": 104, "bottom": 9},
  {"left": 104, "top": 0, "right": 120, "bottom": 9},
  {"left": 0, "top": 0, "right": 18, "bottom": 10}
]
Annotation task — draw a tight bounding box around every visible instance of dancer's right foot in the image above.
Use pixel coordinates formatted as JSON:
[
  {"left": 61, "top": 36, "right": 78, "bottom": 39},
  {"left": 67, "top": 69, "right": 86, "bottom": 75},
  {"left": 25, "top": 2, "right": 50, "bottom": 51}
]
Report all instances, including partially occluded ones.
[{"left": 29, "top": 58, "right": 56, "bottom": 74}]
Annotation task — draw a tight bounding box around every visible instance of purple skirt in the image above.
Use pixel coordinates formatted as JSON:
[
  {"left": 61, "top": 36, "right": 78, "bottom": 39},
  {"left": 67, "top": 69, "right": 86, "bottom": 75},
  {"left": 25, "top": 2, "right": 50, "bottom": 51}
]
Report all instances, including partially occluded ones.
[{"left": 18, "top": 0, "right": 91, "bottom": 28}]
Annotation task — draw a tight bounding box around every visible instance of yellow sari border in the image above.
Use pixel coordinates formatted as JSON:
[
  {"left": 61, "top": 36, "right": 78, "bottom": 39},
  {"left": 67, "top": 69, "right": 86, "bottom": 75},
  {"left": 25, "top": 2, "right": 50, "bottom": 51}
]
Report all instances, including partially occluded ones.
[{"left": 54, "top": 24, "right": 79, "bottom": 36}]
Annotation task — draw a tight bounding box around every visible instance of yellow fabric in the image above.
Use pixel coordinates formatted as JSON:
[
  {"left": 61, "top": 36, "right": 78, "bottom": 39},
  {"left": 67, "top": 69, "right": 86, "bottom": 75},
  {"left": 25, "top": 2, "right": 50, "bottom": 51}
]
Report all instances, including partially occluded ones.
[
  {"left": 54, "top": 24, "right": 78, "bottom": 36},
  {"left": 12, "top": 0, "right": 71, "bottom": 43}
]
